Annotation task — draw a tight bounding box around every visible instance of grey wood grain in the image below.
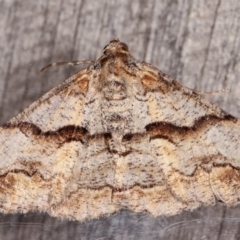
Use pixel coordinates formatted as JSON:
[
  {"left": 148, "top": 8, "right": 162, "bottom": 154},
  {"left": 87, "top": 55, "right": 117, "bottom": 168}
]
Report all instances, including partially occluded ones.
[{"left": 0, "top": 0, "right": 240, "bottom": 239}]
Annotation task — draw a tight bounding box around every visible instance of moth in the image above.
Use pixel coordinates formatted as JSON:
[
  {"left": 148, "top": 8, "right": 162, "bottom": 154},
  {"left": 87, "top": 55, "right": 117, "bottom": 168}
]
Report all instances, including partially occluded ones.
[{"left": 0, "top": 40, "right": 240, "bottom": 221}]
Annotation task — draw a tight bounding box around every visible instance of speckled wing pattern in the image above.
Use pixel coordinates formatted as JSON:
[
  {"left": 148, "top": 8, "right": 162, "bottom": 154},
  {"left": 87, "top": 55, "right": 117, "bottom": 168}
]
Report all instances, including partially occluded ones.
[{"left": 0, "top": 40, "right": 240, "bottom": 221}]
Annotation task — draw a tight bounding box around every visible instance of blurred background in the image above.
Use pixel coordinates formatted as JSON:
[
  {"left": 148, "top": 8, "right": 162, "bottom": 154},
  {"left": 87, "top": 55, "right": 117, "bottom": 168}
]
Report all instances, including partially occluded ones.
[{"left": 0, "top": 0, "right": 240, "bottom": 239}]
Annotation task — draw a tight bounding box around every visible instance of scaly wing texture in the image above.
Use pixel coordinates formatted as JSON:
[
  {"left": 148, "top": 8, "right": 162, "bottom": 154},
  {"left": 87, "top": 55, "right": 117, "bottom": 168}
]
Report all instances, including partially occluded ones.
[
  {"left": 111, "top": 62, "right": 240, "bottom": 217},
  {"left": 0, "top": 66, "right": 119, "bottom": 220},
  {"left": 8, "top": 67, "right": 98, "bottom": 131},
  {"left": 0, "top": 40, "right": 240, "bottom": 221}
]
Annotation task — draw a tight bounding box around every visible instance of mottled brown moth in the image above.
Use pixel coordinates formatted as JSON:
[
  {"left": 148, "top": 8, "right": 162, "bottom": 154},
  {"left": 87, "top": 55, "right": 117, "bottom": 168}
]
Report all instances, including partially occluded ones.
[{"left": 0, "top": 40, "right": 240, "bottom": 221}]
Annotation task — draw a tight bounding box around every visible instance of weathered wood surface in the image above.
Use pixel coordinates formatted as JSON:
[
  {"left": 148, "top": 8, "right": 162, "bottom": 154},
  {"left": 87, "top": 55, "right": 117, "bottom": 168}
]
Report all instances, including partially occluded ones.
[{"left": 0, "top": 0, "right": 240, "bottom": 239}]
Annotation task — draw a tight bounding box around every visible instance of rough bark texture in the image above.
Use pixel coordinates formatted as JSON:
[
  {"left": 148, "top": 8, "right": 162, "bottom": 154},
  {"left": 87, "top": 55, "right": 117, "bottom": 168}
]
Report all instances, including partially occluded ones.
[{"left": 0, "top": 0, "right": 240, "bottom": 239}]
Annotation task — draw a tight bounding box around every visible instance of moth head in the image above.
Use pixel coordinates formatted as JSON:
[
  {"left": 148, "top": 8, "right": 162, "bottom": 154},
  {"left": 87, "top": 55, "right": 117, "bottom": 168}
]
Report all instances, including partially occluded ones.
[{"left": 103, "top": 39, "right": 129, "bottom": 56}]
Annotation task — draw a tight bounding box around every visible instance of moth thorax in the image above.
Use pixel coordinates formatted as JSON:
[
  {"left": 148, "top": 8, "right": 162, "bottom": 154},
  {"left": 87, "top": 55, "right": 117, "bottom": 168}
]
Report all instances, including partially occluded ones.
[
  {"left": 102, "top": 77, "right": 127, "bottom": 100},
  {"left": 101, "top": 99, "right": 133, "bottom": 133}
]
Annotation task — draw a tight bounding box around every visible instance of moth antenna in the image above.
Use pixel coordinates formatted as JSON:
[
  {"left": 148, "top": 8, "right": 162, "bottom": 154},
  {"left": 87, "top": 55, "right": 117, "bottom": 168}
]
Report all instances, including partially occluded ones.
[
  {"left": 195, "top": 87, "right": 229, "bottom": 95},
  {"left": 177, "top": 81, "right": 228, "bottom": 95},
  {"left": 40, "top": 60, "right": 95, "bottom": 72}
]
